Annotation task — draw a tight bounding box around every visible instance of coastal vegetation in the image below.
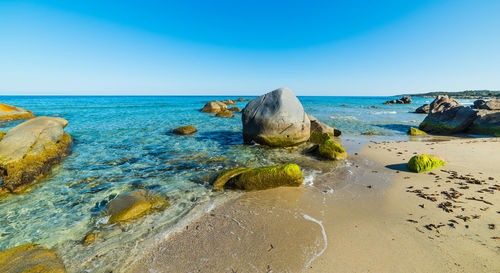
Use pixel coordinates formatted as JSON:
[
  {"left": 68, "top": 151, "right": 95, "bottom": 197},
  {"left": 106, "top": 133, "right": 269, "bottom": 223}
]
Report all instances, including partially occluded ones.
[{"left": 400, "top": 90, "right": 500, "bottom": 99}]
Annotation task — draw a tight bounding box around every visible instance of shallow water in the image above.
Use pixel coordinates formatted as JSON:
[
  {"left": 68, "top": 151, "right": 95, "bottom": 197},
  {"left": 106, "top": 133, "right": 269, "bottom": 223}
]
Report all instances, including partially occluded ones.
[{"left": 0, "top": 95, "right": 470, "bottom": 272}]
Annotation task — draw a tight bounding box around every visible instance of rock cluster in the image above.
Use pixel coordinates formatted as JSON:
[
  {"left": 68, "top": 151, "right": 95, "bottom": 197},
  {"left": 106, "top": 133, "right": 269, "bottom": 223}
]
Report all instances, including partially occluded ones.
[
  {"left": 418, "top": 96, "right": 500, "bottom": 136},
  {"left": 0, "top": 116, "right": 73, "bottom": 194},
  {"left": 383, "top": 96, "right": 412, "bottom": 104},
  {"left": 0, "top": 103, "right": 35, "bottom": 121}
]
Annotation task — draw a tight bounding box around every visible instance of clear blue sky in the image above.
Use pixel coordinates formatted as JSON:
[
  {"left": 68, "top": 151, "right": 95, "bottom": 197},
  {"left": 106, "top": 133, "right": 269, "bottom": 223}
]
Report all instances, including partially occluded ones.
[{"left": 1, "top": 0, "right": 499, "bottom": 96}]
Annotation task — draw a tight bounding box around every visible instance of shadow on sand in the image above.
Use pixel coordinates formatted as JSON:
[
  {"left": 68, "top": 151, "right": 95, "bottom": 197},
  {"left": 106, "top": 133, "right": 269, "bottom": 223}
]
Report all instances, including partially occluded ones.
[{"left": 385, "top": 163, "right": 411, "bottom": 172}]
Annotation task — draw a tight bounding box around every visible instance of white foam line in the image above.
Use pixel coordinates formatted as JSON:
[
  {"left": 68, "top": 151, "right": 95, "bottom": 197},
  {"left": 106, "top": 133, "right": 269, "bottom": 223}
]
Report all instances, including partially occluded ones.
[{"left": 302, "top": 214, "right": 327, "bottom": 268}]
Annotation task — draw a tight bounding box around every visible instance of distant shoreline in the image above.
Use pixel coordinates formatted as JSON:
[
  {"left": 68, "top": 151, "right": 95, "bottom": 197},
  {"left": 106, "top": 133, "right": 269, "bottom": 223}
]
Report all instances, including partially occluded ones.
[{"left": 398, "top": 90, "right": 500, "bottom": 99}]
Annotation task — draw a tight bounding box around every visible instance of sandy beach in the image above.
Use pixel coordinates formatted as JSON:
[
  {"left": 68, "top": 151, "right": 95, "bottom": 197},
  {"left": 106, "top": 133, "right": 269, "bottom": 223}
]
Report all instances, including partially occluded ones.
[{"left": 129, "top": 137, "right": 500, "bottom": 273}]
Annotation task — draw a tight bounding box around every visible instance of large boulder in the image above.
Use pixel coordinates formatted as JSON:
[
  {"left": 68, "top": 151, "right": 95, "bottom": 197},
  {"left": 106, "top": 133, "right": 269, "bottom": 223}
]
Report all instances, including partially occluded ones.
[
  {"left": 106, "top": 190, "right": 168, "bottom": 223},
  {"left": 0, "top": 244, "right": 66, "bottom": 273},
  {"left": 472, "top": 99, "right": 500, "bottom": 110},
  {"left": 419, "top": 96, "right": 477, "bottom": 134},
  {"left": 383, "top": 96, "right": 412, "bottom": 104},
  {"left": 212, "top": 164, "right": 303, "bottom": 191},
  {"left": 201, "top": 101, "right": 227, "bottom": 113},
  {"left": 307, "top": 114, "right": 341, "bottom": 137},
  {"left": 0, "top": 117, "right": 72, "bottom": 194},
  {"left": 468, "top": 110, "right": 500, "bottom": 136},
  {"left": 242, "top": 88, "right": 310, "bottom": 147},
  {"left": 407, "top": 155, "right": 446, "bottom": 173},
  {"left": 415, "top": 104, "right": 430, "bottom": 114},
  {"left": 0, "top": 103, "right": 34, "bottom": 121}
]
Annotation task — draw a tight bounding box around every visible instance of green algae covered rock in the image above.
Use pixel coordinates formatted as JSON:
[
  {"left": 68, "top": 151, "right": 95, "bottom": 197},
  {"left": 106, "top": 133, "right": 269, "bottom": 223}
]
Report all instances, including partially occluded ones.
[
  {"left": 0, "top": 244, "right": 66, "bottom": 273},
  {"left": 213, "top": 164, "right": 303, "bottom": 191},
  {"left": 106, "top": 190, "right": 168, "bottom": 224},
  {"left": 408, "top": 127, "right": 428, "bottom": 136},
  {"left": 407, "top": 155, "right": 446, "bottom": 173},
  {"left": 317, "top": 139, "right": 347, "bottom": 160},
  {"left": 212, "top": 167, "right": 251, "bottom": 191},
  {"left": 309, "top": 131, "right": 331, "bottom": 144},
  {"left": 172, "top": 125, "right": 197, "bottom": 135}
]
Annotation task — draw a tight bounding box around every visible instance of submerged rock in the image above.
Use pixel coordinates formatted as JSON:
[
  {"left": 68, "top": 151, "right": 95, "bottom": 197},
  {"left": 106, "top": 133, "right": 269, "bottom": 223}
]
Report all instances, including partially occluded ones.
[
  {"left": 0, "top": 244, "right": 66, "bottom": 273},
  {"left": 106, "top": 190, "right": 168, "bottom": 224},
  {"left": 415, "top": 104, "right": 430, "bottom": 114},
  {"left": 408, "top": 127, "right": 428, "bottom": 136},
  {"left": 221, "top": 99, "right": 236, "bottom": 105},
  {"left": 407, "top": 155, "right": 446, "bottom": 173},
  {"left": 383, "top": 96, "right": 412, "bottom": 105},
  {"left": 227, "top": 107, "right": 241, "bottom": 112},
  {"left": 419, "top": 95, "right": 477, "bottom": 134},
  {"left": 213, "top": 164, "right": 303, "bottom": 191},
  {"left": 0, "top": 103, "right": 35, "bottom": 121},
  {"left": 307, "top": 114, "right": 341, "bottom": 137},
  {"left": 468, "top": 110, "right": 500, "bottom": 136},
  {"left": 201, "top": 100, "right": 227, "bottom": 113},
  {"left": 236, "top": 98, "right": 252, "bottom": 102},
  {"left": 172, "top": 125, "right": 197, "bottom": 135},
  {"left": 215, "top": 110, "right": 234, "bottom": 118},
  {"left": 0, "top": 117, "right": 72, "bottom": 194},
  {"left": 472, "top": 99, "right": 500, "bottom": 110},
  {"left": 362, "top": 132, "right": 377, "bottom": 135},
  {"left": 82, "top": 233, "right": 102, "bottom": 245},
  {"left": 242, "top": 87, "right": 310, "bottom": 147}
]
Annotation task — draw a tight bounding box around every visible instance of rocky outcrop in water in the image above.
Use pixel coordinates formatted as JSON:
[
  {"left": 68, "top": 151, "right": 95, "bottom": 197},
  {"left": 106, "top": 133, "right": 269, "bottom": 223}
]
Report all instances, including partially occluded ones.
[
  {"left": 106, "top": 190, "right": 168, "bottom": 223},
  {"left": 415, "top": 104, "right": 430, "bottom": 114},
  {"left": 212, "top": 164, "right": 303, "bottom": 191},
  {"left": 236, "top": 98, "right": 252, "bottom": 102},
  {"left": 0, "top": 117, "right": 73, "bottom": 194},
  {"left": 419, "top": 96, "right": 477, "bottom": 134},
  {"left": 383, "top": 96, "right": 412, "bottom": 105},
  {"left": 472, "top": 99, "right": 500, "bottom": 110},
  {"left": 227, "top": 107, "right": 241, "bottom": 112},
  {"left": 242, "top": 87, "right": 310, "bottom": 147},
  {"left": 172, "top": 125, "right": 197, "bottom": 135},
  {"left": 221, "top": 100, "right": 236, "bottom": 106},
  {"left": 0, "top": 103, "right": 34, "bottom": 121},
  {"left": 0, "top": 244, "right": 67, "bottom": 272},
  {"left": 215, "top": 110, "right": 235, "bottom": 118},
  {"left": 307, "top": 114, "right": 341, "bottom": 137},
  {"left": 407, "top": 154, "right": 446, "bottom": 173},
  {"left": 201, "top": 100, "right": 227, "bottom": 113}
]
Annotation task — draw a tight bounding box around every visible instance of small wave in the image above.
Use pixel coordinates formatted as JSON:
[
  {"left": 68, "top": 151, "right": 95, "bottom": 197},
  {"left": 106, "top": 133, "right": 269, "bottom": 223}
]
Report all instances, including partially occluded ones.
[
  {"left": 303, "top": 170, "right": 322, "bottom": 187},
  {"left": 330, "top": 115, "right": 358, "bottom": 120},
  {"left": 302, "top": 214, "right": 328, "bottom": 268},
  {"left": 373, "top": 111, "right": 397, "bottom": 115}
]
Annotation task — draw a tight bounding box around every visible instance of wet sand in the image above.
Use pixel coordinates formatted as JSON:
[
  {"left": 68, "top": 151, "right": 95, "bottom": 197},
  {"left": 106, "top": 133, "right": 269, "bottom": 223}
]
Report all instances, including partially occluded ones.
[{"left": 129, "top": 137, "right": 500, "bottom": 273}]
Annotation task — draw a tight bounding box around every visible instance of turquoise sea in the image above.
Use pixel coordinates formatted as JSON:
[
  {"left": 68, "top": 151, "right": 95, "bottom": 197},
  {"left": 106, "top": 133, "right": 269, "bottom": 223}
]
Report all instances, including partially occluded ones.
[{"left": 0, "top": 95, "right": 474, "bottom": 271}]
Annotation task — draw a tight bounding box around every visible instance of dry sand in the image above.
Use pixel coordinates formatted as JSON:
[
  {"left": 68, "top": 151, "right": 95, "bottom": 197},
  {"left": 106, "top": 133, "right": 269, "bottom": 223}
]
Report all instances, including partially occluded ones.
[{"left": 128, "top": 137, "right": 500, "bottom": 273}]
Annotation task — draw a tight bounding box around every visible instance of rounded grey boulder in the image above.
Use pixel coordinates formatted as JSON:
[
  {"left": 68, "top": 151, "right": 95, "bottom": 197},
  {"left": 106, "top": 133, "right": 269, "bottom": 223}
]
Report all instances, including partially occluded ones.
[{"left": 242, "top": 87, "right": 310, "bottom": 147}]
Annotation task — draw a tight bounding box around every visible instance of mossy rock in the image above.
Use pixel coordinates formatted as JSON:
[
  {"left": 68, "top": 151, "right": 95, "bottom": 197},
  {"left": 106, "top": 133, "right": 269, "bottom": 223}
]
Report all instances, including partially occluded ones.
[
  {"left": 362, "top": 132, "right": 377, "bottom": 135},
  {"left": 309, "top": 131, "right": 331, "bottom": 144},
  {"left": 215, "top": 110, "right": 234, "bottom": 118},
  {"left": 408, "top": 127, "right": 428, "bottom": 136},
  {"left": 172, "top": 125, "right": 197, "bottom": 135},
  {"left": 245, "top": 135, "right": 307, "bottom": 147},
  {"left": 106, "top": 190, "right": 168, "bottom": 224},
  {"left": 407, "top": 155, "right": 446, "bottom": 173},
  {"left": 213, "top": 164, "right": 303, "bottom": 191},
  {"left": 0, "top": 244, "right": 66, "bottom": 273},
  {"left": 317, "top": 139, "right": 347, "bottom": 160},
  {"left": 0, "top": 132, "right": 6, "bottom": 142}
]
